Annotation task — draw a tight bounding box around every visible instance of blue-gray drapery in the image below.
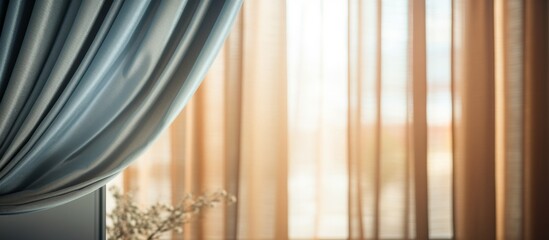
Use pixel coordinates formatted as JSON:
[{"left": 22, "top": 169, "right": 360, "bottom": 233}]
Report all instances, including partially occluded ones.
[{"left": 0, "top": 0, "right": 242, "bottom": 214}]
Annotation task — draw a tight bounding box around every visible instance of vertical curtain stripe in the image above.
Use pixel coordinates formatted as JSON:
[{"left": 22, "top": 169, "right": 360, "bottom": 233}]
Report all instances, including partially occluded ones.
[
  {"left": 411, "top": 0, "right": 429, "bottom": 239},
  {"left": 347, "top": 0, "right": 363, "bottom": 239},
  {"left": 373, "top": 0, "right": 383, "bottom": 239},
  {"left": 450, "top": 0, "right": 457, "bottom": 237},
  {"left": 183, "top": 100, "right": 199, "bottom": 240},
  {"left": 347, "top": 0, "right": 355, "bottom": 237},
  {"left": 495, "top": 0, "right": 524, "bottom": 239},
  {"left": 191, "top": 89, "right": 206, "bottom": 239},
  {"left": 356, "top": 1, "right": 365, "bottom": 238},
  {"left": 169, "top": 110, "right": 187, "bottom": 240},
  {"left": 523, "top": 0, "right": 549, "bottom": 239},
  {"left": 453, "top": 0, "right": 496, "bottom": 239},
  {"left": 238, "top": 1, "right": 288, "bottom": 238},
  {"left": 495, "top": 1, "right": 506, "bottom": 239},
  {"left": 495, "top": 1, "right": 507, "bottom": 239},
  {"left": 405, "top": 2, "right": 412, "bottom": 239},
  {"left": 223, "top": 9, "right": 243, "bottom": 240}
]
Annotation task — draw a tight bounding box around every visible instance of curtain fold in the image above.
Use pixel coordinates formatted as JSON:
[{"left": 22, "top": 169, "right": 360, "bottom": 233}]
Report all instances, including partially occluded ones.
[
  {"left": 410, "top": 0, "right": 428, "bottom": 239},
  {"left": 495, "top": 0, "right": 524, "bottom": 239},
  {"left": 452, "top": 0, "right": 497, "bottom": 239},
  {"left": 116, "top": 0, "right": 548, "bottom": 239},
  {"left": 522, "top": 0, "right": 549, "bottom": 239},
  {"left": 0, "top": 0, "right": 242, "bottom": 214}
]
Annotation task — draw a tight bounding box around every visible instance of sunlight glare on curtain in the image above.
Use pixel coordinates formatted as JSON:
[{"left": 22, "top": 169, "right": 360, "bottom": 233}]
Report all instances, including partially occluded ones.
[
  {"left": 425, "top": 0, "right": 453, "bottom": 238},
  {"left": 287, "top": 0, "right": 349, "bottom": 239},
  {"left": 379, "top": 0, "right": 409, "bottom": 238}
]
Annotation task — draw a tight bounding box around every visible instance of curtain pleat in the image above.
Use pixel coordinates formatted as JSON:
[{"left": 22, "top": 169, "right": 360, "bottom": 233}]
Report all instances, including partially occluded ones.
[
  {"left": 373, "top": 0, "right": 383, "bottom": 238},
  {"left": 0, "top": 0, "right": 242, "bottom": 214},
  {"left": 495, "top": 0, "right": 524, "bottom": 239},
  {"left": 222, "top": 10, "right": 244, "bottom": 239},
  {"left": 239, "top": 1, "right": 288, "bottom": 238},
  {"left": 410, "top": 0, "right": 428, "bottom": 239},
  {"left": 347, "top": 0, "right": 364, "bottom": 239},
  {"left": 452, "top": 0, "right": 497, "bottom": 239},
  {"left": 523, "top": 0, "right": 549, "bottom": 239}
]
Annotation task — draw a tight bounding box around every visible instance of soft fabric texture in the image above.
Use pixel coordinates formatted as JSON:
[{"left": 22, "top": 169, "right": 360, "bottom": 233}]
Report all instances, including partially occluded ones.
[
  {"left": 0, "top": 0, "right": 242, "bottom": 214},
  {"left": 119, "top": 0, "right": 549, "bottom": 239}
]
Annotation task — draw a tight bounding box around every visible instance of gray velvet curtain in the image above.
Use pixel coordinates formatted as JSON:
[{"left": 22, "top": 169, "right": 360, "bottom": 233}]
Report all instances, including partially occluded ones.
[{"left": 0, "top": 0, "right": 242, "bottom": 214}]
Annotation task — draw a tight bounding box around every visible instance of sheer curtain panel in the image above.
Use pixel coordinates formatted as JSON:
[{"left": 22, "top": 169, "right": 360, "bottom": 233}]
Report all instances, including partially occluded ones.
[{"left": 117, "top": 0, "right": 549, "bottom": 239}]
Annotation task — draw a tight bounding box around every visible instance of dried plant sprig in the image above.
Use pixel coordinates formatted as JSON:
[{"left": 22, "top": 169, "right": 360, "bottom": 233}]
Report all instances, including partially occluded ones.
[{"left": 106, "top": 186, "right": 236, "bottom": 240}]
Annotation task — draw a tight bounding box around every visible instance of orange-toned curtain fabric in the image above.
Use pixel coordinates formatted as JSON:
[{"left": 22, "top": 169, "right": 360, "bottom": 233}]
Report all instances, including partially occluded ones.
[
  {"left": 108, "top": 0, "right": 549, "bottom": 239},
  {"left": 454, "top": 0, "right": 549, "bottom": 239},
  {"left": 492, "top": 0, "right": 549, "bottom": 239}
]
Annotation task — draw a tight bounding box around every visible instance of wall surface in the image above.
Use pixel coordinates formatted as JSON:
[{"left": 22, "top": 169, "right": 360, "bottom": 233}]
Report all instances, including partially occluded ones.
[{"left": 0, "top": 188, "right": 105, "bottom": 240}]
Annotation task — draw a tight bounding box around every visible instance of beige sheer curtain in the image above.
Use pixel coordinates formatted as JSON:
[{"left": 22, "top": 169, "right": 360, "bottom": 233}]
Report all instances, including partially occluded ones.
[{"left": 108, "top": 0, "right": 549, "bottom": 239}]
